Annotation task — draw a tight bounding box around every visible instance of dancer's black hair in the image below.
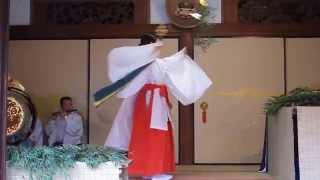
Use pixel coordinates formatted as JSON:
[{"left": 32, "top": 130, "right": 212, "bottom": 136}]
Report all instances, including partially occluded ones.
[{"left": 139, "top": 33, "right": 157, "bottom": 46}]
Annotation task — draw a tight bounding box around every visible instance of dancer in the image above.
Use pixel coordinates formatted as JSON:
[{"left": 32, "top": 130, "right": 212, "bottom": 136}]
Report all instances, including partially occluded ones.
[{"left": 96, "top": 34, "right": 212, "bottom": 180}]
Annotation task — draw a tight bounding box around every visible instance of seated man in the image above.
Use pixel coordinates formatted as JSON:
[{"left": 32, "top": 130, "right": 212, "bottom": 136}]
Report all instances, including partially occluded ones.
[
  {"left": 46, "top": 96, "right": 84, "bottom": 146},
  {"left": 21, "top": 118, "right": 44, "bottom": 147}
]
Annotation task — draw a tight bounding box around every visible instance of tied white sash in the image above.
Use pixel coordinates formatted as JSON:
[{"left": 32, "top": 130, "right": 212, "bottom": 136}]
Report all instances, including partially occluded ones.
[{"left": 145, "top": 88, "right": 172, "bottom": 131}]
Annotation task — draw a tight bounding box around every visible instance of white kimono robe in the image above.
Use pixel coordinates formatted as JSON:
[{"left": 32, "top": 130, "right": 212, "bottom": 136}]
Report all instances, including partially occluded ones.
[
  {"left": 104, "top": 41, "right": 212, "bottom": 151},
  {"left": 29, "top": 118, "right": 44, "bottom": 146},
  {"left": 46, "top": 111, "right": 84, "bottom": 146}
]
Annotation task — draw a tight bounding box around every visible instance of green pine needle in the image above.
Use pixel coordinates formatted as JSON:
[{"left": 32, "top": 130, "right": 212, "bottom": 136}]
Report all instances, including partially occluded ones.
[
  {"left": 7, "top": 145, "right": 128, "bottom": 180},
  {"left": 265, "top": 87, "right": 320, "bottom": 115},
  {"left": 194, "top": 4, "right": 217, "bottom": 51}
]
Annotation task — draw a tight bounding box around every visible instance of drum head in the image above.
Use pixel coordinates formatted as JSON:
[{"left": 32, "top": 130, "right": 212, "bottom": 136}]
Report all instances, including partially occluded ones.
[{"left": 7, "top": 88, "right": 36, "bottom": 145}]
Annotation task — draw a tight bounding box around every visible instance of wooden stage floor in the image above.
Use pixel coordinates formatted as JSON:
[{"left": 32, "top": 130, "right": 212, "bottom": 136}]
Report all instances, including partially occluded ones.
[{"left": 129, "top": 165, "right": 273, "bottom": 180}]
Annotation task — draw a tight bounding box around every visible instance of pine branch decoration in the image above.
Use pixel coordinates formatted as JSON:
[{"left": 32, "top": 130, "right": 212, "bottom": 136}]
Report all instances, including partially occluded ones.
[
  {"left": 7, "top": 145, "right": 128, "bottom": 180},
  {"left": 265, "top": 87, "right": 320, "bottom": 115}
]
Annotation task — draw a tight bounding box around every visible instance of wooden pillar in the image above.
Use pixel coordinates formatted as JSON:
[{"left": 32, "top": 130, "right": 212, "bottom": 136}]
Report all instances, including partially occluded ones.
[
  {"left": 222, "top": 0, "right": 239, "bottom": 23},
  {"left": 178, "top": 32, "right": 194, "bottom": 164},
  {"left": 0, "top": 0, "right": 9, "bottom": 179},
  {"left": 33, "top": 0, "right": 49, "bottom": 25},
  {"left": 134, "top": 0, "right": 149, "bottom": 24}
]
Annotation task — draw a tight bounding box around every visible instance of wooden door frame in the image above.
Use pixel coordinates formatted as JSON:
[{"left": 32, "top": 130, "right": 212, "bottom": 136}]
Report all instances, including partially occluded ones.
[{"left": 0, "top": 0, "right": 9, "bottom": 179}]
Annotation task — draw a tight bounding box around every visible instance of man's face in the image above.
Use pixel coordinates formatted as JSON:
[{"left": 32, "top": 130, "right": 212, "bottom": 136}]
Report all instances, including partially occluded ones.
[{"left": 62, "top": 99, "right": 73, "bottom": 112}]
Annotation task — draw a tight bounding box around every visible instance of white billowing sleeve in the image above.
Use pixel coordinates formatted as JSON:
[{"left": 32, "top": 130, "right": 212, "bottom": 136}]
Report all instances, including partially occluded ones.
[
  {"left": 159, "top": 48, "right": 212, "bottom": 105},
  {"left": 108, "top": 41, "right": 163, "bottom": 82},
  {"left": 105, "top": 95, "right": 135, "bottom": 150}
]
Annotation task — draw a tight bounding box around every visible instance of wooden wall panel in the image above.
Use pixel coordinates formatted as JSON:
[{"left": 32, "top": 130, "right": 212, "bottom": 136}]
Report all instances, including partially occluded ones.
[
  {"left": 194, "top": 38, "right": 284, "bottom": 164},
  {"left": 286, "top": 38, "right": 320, "bottom": 92},
  {"left": 8, "top": 40, "right": 88, "bottom": 139}
]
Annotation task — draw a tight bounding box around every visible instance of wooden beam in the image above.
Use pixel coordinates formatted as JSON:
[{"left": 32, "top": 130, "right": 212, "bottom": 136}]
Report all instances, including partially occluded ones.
[
  {"left": 0, "top": 0, "right": 9, "bottom": 179},
  {"left": 10, "top": 24, "right": 179, "bottom": 40},
  {"left": 32, "top": 0, "right": 149, "bottom": 25},
  {"left": 10, "top": 23, "right": 320, "bottom": 40},
  {"left": 199, "top": 23, "right": 320, "bottom": 37},
  {"left": 178, "top": 32, "right": 195, "bottom": 165}
]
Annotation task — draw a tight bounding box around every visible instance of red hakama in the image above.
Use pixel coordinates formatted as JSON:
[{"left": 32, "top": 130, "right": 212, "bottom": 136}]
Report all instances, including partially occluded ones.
[{"left": 128, "top": 84, "right": 175, "bottom": 176}]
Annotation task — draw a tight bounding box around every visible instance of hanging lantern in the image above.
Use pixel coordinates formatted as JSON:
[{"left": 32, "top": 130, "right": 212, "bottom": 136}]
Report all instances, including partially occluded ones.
[{"left": 200, "top": 101, "right": 208, "bottom": 124}]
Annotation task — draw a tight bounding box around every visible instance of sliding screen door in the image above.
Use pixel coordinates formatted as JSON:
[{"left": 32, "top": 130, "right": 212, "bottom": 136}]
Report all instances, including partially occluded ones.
[
  {"left": 194, "top": 38, "right": 284, "bottom": 163},
  {"left": 286, "top": 38, "right": 320, "bottom": 92}
]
